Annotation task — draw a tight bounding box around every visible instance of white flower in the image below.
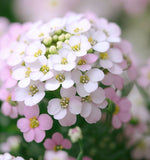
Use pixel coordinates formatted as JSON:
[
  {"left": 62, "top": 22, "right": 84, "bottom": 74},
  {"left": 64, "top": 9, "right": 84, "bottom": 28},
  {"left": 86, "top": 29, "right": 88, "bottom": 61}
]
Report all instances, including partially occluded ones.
[
  {"left": 68, "top": 126, "right": 82, "bottom": 143},
  {"left": 45, "top": 71, "right": 74, "bottom": 91},
  {"left": 24, "top": 41, "right": 46, "bottom": 63},
  {"left": 50, "top": 48, "right": 76, "bottom": 71},
  {"left": 72, "top": 69, "right": 104, "bottom": 97},
  {"left": 98, "top": 48, "right": 123, "bottom": 75},
  {"left": 64, "top": 35, "right": 91, "bottom": 57},
  {"left": 66, "top": 18, "right": 91, "bottom": 34},
  {"left": 15, "top": 81, "right": 45, "bottom": 106},
  {"left": 28, "top": 56, "right": 54, "bottom": 81},
  {"left": 7, "top": 42, "right": 27, "bottom": 66},
  {"left": 26, "top": 21, "right": 51, "bottom": 40}
]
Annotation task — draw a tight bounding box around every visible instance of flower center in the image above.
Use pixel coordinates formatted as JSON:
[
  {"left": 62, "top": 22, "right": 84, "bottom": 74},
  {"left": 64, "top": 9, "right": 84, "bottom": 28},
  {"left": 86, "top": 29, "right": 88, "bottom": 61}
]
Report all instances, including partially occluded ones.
[
  {"left": 55, "top": 74, "right": 65, "bottom": 83},
  {"left": 25, "top": 67, "right": 31, "bottom": 78},
  {"left": 29, "top": 85, "right": 39, "bottom": 96},
  {"left": 113, "top": 105, "right": 120, "bottom": 115},
  {"left": 81, "top": 95, "right": 92, "bottom": 102},
  {"left": 38, "top": 33, "right": 44, "bottom": 37},
  {"left": 61, "top": 57, "right": 68, "bottom": 65},
  {"left": 74, "top": 28, "right": 80, "bottom": 33},
  {"left": 77, "top": 59, "right": 86, "bottom": 65},
  {"left": 100, "top": 52, "right": 109, "bottom": 60},
  {"left": 7, "top": 95, "right": 18, "bottom": 106},
  {"left": 60, "top": 97, "right": 69, "bottom": 109},
  {"left": 34, "top": 49, "right": 42, "bottom": 57},
  {"left": 71, "top": 44, "right": 81, "bottom": 51},
  {"left": 29, "top": 117, "right": 39, "bottom": 128},
  {"left": 53, "top": 145, "right": 63, "bottom": 151},
  {"left": 88, "top": 37, "right": 97, "bottom": 46},
  {"left": 80, "top": 75, "right": 89, "bottom": 84},
  {"left": 40, "top": 65, "right": 50, "bottom": 74}
]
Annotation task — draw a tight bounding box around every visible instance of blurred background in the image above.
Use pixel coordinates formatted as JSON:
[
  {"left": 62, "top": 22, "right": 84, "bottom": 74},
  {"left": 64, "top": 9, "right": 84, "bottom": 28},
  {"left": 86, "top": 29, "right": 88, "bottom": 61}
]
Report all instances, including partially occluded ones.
[{"left": 0, "top": 0, "right": 150, "bottom": 159}]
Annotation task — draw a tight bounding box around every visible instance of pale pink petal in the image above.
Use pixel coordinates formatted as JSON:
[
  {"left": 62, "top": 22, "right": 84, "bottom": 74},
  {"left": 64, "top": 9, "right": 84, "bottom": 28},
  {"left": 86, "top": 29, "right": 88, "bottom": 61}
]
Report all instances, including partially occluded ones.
[
  {"left": 59, "top": 111, "right": 76, "bottom": 126},
  {"left": 38, "top": 114, "right": 53, "bottom": 130},
  {"left": 82, "top": 54, "right": 98, "bottom": 64},
  {"left": 52, "top": 132, "right": 63, "bottom": 145},
  {"left": 84, "top": 81, "right": 98, "bottom": 93},
  {"left": 104, "top": 88, "right": 116, "bottom": 100},
  {"left": 109, "top": 48, "right": 123, "bottom": 63},
  {"left": 80, "top": 102, "right": 92, "bottom": 118},
  {"left": 54, "top": 109, "right": 67, "bottom": 120},
  {"left": 91, "top": 88, "right": 105, "bottom": 104},
  {"left": 17, "top": 118, "right": 30, "bottom": 132},
  {"left": 85, "top": 105, "right": 101, "bottom": 123},
  {"left": 45, "top": 78, "right": 60, "bottom": 91},
  {"left": 71, "top": 69, "right": 82, "bottom": 84},
  {"left": 1, "top": 102, "right": 11, "bottom": 116},
  {"left": 118, "top": 112, "right": 131, "bottom": 123},
  {"left": 62, "top": 79, "right": 74, "bottom": 89},
  {"left": 61, "top": 139, "right": 72, "bottom": 149},
  {"left": 23, "top": 129, "right": 35, "bottom": 142},
  {"left": 93, "top": 42, "right": 110, "bottom": 52},
  {"left": 100, "top": 59, "right": 113, "bottom": 69},
  {"left": 87, "top": 68, "right": 104, "bottom": 82},
  {"left": 44, "top": 139, "right": 55, "bottom": 150},
  {"left": 113, "top": 75, "right": 124, "bottom": 89},
  {"left": 112, "top": 115, "right": 122, "bottom": 129},
  {"left": 48, "top": 99, "right": 61, "bottom": 115},
  {"left": 119, "top": 98, "right": 131, "bottom": 112},
  {"left": 10, "top": 107, "right": 18, "bottom": 118},
  {"left": 34, "top": 128, "right": 45, "bottom": 143},
  {"left": 101, "top": 73, "right": 113, "bottom": 86},
  {"left": 60, "top": 87, "right": 76, "bottom": 98},
  {"left": 108, "top": 64, "right": 122, "bottom": 75},
  {"left": 24, "top": 105, "right": 39, "bottom": 119},
  {"left": 76, "top": 83, "right": 89, "bottom": 97},
  {"left": 69, "top": 97, "right": 82, "bottom": 114}
]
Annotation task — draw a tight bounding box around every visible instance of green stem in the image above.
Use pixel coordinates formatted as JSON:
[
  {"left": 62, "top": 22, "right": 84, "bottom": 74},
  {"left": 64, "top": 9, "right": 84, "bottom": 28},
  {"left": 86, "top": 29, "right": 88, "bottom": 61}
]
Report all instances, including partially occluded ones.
[{"left": 77, "top": 140, "right": 83, "bottom": 160}]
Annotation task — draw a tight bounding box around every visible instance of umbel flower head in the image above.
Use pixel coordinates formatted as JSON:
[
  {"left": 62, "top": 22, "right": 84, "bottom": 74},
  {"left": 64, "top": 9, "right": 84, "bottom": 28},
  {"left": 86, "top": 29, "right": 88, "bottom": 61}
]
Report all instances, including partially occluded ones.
[{"left": 0, "top": 12, "right": 134, "bottom": 143}]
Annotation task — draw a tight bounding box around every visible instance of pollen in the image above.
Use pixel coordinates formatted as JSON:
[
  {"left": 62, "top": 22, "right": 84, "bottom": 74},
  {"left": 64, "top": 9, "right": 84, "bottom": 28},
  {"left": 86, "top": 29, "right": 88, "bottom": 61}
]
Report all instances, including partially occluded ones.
[
  {"left": 40, "top": 65, "right": 50, "bottom": 74},
  {"left": 29, "top": 117, "right": 39, "bottom": 128},
  {"left": 55, "top": 74, "right": 65, "bottom": 83},
  {"left": 25, "top": 67, "right": 31, "bottom": 78},
  {"left": 80, "top": 75, "right": 90, "bottom": 84},
  {"left": 113, "top": 105, "right": 120, "bottom": 115},
  {"left": 34, "top": 49, "right": 42, "bottom": 57},
  {"left": 29, "top": 84, "right": 39, "bottom": 96},
  {"left": 38, "top": 33, "right": 44, "bottom": 37},
  {"left": 53, "top": 145, "right": 63, "bottom": 151},
  {"left": 81, "top": 95, "right": 92, "bottom": 102},
  {"left": 60, "top": 97, "right": 69, "bottom": 109},
  {"left": 71, "top": 44, "right": 81, "bottom": 51},
  {"left": 61, "top": 57, "right": 68, "bottom": 65},
  {"left": 100, "top": 52, "right": 109, "bottom": 60},
  {"left": 74, "top": 28, "right": 80, "bottom": 33},
  {"left": 77, "top": 59, "right": 86, "bottom": 65}
]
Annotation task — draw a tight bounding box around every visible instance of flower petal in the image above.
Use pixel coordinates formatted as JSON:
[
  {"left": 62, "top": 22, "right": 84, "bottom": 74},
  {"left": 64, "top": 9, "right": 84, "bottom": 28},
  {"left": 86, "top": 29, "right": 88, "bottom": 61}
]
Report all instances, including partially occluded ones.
[
  {"left": 52, "top": 132, "right": 63, "bottom": 145},
  {"left": 34, "top": 128, "right": 45, "bottom": 143},
  {"left": 48, "top": 99, "right": 61, "bottom": 115},
  {"left": 44, "top": 139, "right": 55, "bottom": 150},
  {"left": 23, "top": 130, "right": 35, "bottom": 142},
  {"left": 24, "top": 105, "right": 39, "bottom": 119},
  {"left": 17, "top": 118, "right": 30, "bottom": 132}
]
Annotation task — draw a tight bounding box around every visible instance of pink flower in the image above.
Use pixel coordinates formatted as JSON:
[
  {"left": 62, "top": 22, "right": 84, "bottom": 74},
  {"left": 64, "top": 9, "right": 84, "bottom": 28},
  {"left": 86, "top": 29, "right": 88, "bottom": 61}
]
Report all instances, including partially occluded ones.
[
  {"left": 17, "top": 105, "right": 53, "bottom": 143},
  {"left": 44, "top": 150, "right": 69, "bottom": 160},
  {"left": 101, "top": 73, "right": 124, "bottom": 89},
  {"left": 105, "top": 88, "right": 131, "bottom": 129},
  {"left": 0, "top": 90, "right": 24, "bottom": 119},
  {"left": 44, "top": 132, "right": 71, "bottom": 151}
]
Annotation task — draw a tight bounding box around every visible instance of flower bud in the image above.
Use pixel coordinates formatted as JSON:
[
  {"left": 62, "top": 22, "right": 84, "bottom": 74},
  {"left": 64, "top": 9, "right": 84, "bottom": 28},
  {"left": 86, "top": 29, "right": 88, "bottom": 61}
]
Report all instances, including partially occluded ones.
[{"left": 68, "top": 126, "right": 82, "bottom": 143}]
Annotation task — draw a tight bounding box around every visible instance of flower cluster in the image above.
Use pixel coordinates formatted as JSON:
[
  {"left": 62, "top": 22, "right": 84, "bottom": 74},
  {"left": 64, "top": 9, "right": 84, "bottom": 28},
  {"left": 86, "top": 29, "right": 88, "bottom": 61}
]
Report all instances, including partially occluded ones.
[{"left": 0, "top": 12, "right": 135, "bottom": 145}]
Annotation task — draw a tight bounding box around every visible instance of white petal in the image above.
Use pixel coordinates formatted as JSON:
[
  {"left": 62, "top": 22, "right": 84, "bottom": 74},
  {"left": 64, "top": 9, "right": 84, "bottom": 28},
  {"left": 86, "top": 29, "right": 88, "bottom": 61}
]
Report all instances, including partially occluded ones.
[
  {"left": 108, "top": 64, "right": 123, "bottom": 75},
  {"left": 71, "top": 70, "right": 82, "bottom": 84},
  {"left": 76, "top": 83, "right": 89, "bottom": 97},
  {"left": 98, "top": 100, "right": 108, "bottom": 109},
  {"left": 84, "top": 81, "right": 98, "bottom": 93},
  {"left": 100, "top": 59, "right": 113, "bottom": 69},
  {"left": 93, "top": 42, "right": 110, "bottom": 52},
  {"left": 62, "top": 79, "right": 74, "bottom": 89},
  {"left": 48, "top": 99, "right": 61, "bottom": 115},
  {"left": 109, "top": 48, "right": 123, "bottom": 63},
  {"left": 87, "top": 68, "right": 104, "bottom": 82},
  {"left": 15, "top": 88, "right": 29, "bottom": 101},
  {"left": 54, "top": 109, "right": 67, "bottom": 120},
  {"left": 45, "top": 78, "right": 60, "bottom": 91},
  {"left": 25, "top": 91, "right": 45, "bottom": 106},
  {"left": 12, "top": 67, "right": 26, "bottom": 80},
  {"left": 40, "top": 71, "right": 54, "bottom": 81},
  {"left": 18, "top": 78, "right": 30, "bottom": 88},
  {"left": 30, "top": 71, "right": 43, "bottom": 81}
]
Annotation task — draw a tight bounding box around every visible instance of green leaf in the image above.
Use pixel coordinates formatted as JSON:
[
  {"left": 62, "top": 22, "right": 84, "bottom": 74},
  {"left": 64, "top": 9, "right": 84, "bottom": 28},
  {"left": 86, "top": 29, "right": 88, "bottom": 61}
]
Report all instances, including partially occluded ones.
[{"left": 121, "top": 82, "right": 134, "bottom": 97}]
